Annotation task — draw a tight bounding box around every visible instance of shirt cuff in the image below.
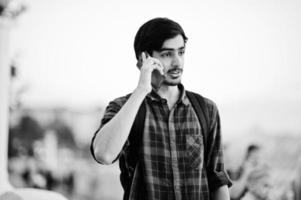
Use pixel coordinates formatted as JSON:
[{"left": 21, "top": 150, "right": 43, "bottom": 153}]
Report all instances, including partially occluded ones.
[{"left": 208, "top": 170, "right": 233, "bottom": 191}]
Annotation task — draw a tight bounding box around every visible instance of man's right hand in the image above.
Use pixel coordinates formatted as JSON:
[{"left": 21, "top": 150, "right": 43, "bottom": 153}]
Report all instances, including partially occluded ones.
[{"left": 136, "top": 52, "right": 164, "bottom": 93}]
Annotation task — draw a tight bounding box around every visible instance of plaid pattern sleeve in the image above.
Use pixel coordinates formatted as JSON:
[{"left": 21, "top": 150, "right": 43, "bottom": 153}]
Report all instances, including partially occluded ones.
[
  {"left": 90, "top": 95, "right": 130, "bottom": 164},
  {"left": 204, "top": 98, "right": 233, "bottom": 191}
]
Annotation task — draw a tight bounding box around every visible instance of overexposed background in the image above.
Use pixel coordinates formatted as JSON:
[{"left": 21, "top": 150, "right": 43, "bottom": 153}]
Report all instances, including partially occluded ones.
[{"left": 11, "top": 0, "right": 301, "bottom": 137}]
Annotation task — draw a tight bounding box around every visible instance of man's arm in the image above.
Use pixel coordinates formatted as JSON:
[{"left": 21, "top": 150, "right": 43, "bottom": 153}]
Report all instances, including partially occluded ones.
[
  {"left": 93, "top": 87, "right": 147, "bottom": 164},
  {"left": 212, "top": 185, "right": 230, "bottom": 200},
  {"left": 93, "top": 53, "right": 164, "bottom": 164},
  {"left": 204, "top": 99, "right": 232, "bottom": 198}
]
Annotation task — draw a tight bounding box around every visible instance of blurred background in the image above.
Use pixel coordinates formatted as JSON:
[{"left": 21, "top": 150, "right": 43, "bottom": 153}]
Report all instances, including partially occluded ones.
[{"left": 1, "top": 0, "right": 301, "bottom": 200}]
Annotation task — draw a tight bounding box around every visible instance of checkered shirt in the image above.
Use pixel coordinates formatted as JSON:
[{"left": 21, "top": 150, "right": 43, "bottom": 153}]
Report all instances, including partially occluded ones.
[{"left": 91, "top": 85, "right": 232, "bottom": 200}]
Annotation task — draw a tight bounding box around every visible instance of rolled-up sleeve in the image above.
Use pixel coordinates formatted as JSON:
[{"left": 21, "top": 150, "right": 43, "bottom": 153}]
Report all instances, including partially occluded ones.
[
  {"left": 90, "top": 95, "right": 129, "bottom": 164},
  {"left": 205, "top": 99, "right": 232, "bottom": 191}
]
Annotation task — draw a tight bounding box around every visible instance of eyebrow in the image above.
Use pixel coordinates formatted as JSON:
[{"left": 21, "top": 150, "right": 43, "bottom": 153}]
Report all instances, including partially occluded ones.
[{"left": 159, "top": 46, "right": 185, "bottom": 52}]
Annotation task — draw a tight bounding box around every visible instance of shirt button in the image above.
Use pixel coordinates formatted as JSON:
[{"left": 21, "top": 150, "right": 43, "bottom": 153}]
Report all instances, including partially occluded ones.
[
  {"left": 160, "top": 99, "right": 167, "bottom": 104},
  {"left": 187, "top": 137, "right": 195, "bottom": 145}
]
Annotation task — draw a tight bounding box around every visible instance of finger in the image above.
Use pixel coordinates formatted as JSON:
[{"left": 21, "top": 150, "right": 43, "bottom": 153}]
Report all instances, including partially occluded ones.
[
  {"left": 152, "top": 58, "right": 163, "bottom": 68},
  {"left": 153, "top": 61, "right": 164, "bottom": 74},
  {"left": 141, "top": 52, "right": 147, "bottom": 62},
  {"left": 145, "top": 51, "right": 150, "bottom": 58},
  {"left": 153, "top": 64, "right": 165, "bottom": 75}
]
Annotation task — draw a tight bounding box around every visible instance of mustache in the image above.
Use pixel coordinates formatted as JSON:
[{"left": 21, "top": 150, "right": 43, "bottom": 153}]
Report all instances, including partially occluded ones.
[{"left": 167, "top": 68, "right": 183, "bottom": 73}]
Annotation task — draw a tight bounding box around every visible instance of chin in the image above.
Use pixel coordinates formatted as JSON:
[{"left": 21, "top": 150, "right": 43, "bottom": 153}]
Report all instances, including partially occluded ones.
[{"left": 164, "top": 80, "right": 182, "bottom": 86}]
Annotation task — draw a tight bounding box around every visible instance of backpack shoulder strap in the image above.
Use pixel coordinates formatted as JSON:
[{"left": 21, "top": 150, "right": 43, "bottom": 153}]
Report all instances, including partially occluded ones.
[
  {"left": 120, "top": 97, "right": 146, "bottom": 200},
  {"left": 186, "top": 91, "right": 210, "bottom": 163},
  {"left": 124, "top": 93, "right": 146, "bottom": 149},
  {"left": 129, "top": 100, "right": 146, "bottom": 152},
  {"left": 123, "top": 93, "right": 146, "bottom": 163}
]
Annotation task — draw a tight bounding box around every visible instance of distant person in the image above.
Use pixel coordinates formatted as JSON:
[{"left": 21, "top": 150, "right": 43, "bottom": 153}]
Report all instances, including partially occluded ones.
[
  {"left": 229, "top": 144, "right": 270, "bottom": 200},
  {"left": 241, "top": 168, "right": 271, "bottom": 200},
  {"left": 90, "top": 17, "right": 232, "bottom": 200}
]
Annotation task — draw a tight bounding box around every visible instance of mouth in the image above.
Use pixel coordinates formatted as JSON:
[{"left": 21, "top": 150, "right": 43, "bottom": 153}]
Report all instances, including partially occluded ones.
[{"left": 167, "top": 68, "right": 182, "bottom": 78}]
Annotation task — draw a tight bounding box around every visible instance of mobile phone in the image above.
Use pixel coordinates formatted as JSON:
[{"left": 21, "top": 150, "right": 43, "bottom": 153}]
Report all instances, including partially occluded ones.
[
  {"left": 137, "top": 52, "right": 165, "bottom": 90},
  {"left": 144, "top": 52, "right": 165, "bottom": 90},
  {"left": 151, "top": 67, "right": 164, "bottom": 90}
]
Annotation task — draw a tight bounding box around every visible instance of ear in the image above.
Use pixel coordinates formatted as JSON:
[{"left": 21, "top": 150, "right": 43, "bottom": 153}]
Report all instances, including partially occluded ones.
[{"left": 136, "top": 53, "right": 143, "bottom": 69}]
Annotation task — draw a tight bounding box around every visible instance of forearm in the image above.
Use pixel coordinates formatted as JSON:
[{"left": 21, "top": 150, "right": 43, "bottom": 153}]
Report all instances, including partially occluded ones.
[
  {"left": 229, "top": 175, "right": 248, "bottom": 199},
  {"left": 93, "top": 52, "right": 164, "bottom": 164},
  {"left": 93, "top": 87, "right": 148, "bottom": 164},
  {"left": 212, "top": 185, "right": 230, "bottom": 200}
]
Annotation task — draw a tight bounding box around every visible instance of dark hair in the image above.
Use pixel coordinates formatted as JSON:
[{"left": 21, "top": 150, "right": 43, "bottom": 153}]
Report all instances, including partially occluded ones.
[{"left": 134, "top": 17, "right": 188, "bottom": 61}]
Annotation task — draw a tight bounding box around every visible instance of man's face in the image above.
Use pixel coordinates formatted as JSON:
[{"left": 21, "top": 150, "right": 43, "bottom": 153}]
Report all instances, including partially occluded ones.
[{"left": 152, "top": 34, "right": 185, "bottom": 86}]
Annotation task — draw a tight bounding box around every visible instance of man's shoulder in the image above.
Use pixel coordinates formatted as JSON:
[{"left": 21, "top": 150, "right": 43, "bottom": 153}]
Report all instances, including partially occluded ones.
[
  {"left": 103, "top": 93, "right": 131, "bottom": 110},
  {"left": 186, "top": 90, "right": 218, "bottom": 110},
  {"left": 112, "top": 93, "right": 131, "bottom": 102}
]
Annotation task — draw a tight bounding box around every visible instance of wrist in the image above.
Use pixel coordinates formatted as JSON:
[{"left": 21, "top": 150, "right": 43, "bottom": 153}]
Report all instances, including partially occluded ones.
[{"left": 134, "top": 86, "right": 150, "bottom": 97}]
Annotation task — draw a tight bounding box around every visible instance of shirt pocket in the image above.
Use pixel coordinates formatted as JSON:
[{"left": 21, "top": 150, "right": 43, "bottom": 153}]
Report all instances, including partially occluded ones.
[{"left": 185, "top": 133, "right": 204, "bottom": 169}]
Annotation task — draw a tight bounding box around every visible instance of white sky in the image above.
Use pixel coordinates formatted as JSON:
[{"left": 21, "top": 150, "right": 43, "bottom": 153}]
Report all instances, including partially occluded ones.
[{"left": 9, "top": 0, "right": 301, "bottom": 135}]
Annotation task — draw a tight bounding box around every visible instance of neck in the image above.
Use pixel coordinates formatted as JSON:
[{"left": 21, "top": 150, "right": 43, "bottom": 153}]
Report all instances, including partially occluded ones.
[{"left": 157, "top": 85, "right": 180, "bottom": 109}]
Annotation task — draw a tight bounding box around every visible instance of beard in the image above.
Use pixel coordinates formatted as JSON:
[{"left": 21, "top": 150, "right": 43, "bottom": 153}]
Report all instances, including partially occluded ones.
[
  {"left": 162, "top": 77, "right": 182, "bottom": 86},
  {"left": 162, "top": 68, "right": 183, "bottom": 86}
]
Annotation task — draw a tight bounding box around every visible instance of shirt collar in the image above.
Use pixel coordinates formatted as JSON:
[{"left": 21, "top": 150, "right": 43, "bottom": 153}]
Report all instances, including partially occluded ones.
[{"left": 146, "top": 84, "right": 190, "bottom": 106}]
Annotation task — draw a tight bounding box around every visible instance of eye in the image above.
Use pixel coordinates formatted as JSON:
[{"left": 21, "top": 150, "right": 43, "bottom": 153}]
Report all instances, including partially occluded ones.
[
  {"left": 161, "top": 52, "right": 172, "bottom": 58},
  {"left": 178, "top": 49, "right": 185, "bottom": 56}
]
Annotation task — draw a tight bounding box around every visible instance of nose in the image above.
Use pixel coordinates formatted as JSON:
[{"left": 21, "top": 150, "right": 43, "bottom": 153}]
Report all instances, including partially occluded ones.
[{"left": 172, "top": 54, "right": 182, "bottom": 67}]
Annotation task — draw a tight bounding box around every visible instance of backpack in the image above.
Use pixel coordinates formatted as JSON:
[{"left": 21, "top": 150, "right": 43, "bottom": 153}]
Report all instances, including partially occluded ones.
[{"left": 120, "top": 91, "right": 210, "bottom": 199}]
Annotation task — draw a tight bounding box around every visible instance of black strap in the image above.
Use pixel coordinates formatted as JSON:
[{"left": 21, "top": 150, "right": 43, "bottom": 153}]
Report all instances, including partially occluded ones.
[
  {"left": 185, "top": 91, "right": 210, "bottom": 164},
  {"left": 128, "top": 100, "right": 146, "bottom": 159},
  {"left": 120, "top": 100, "right": 146, "bottom": 200}
]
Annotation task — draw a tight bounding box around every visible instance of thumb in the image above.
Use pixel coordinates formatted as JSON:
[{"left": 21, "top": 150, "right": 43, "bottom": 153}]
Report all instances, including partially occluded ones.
[{"left": 141, "top": 52, "right": 147, "bottom": 62}]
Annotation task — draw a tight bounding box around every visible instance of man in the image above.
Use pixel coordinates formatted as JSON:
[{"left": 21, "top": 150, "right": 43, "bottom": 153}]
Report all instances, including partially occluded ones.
[{"left": 91, "top": 17, "right": 232, "bottom": 200}]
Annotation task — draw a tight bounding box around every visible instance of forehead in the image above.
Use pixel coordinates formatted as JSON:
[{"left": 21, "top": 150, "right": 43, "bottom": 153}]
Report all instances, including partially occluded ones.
[{"left": 161, "top": 34, "right": 185, "bottom": 49}]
